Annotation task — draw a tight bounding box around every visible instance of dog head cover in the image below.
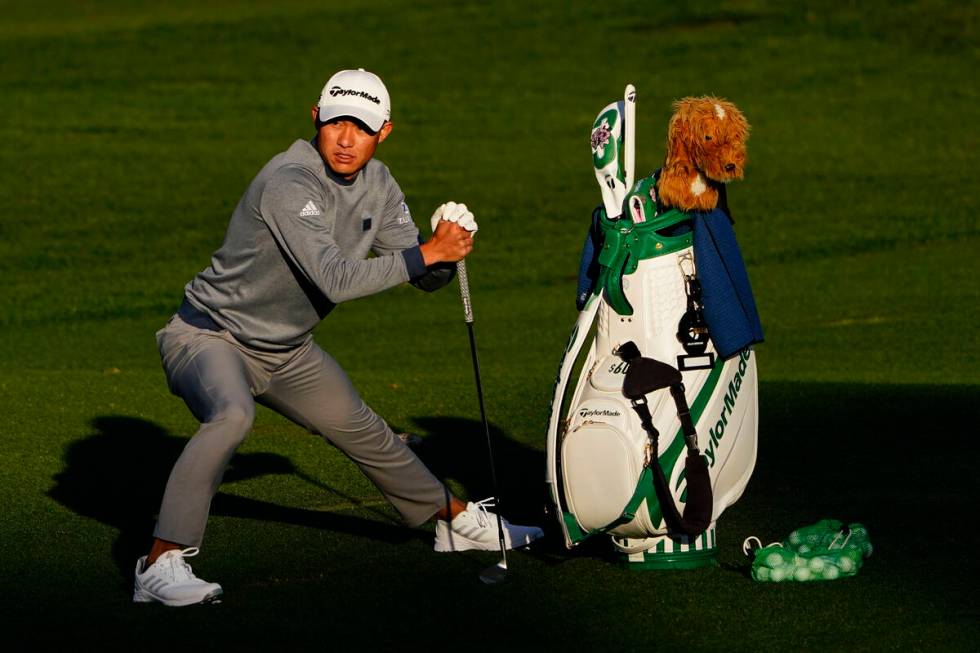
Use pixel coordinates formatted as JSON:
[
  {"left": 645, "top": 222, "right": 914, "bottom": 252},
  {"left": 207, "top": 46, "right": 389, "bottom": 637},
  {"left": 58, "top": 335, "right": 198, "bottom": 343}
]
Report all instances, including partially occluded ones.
[{"left": 657, "top": 97, "right": 750, "bottom": 212}]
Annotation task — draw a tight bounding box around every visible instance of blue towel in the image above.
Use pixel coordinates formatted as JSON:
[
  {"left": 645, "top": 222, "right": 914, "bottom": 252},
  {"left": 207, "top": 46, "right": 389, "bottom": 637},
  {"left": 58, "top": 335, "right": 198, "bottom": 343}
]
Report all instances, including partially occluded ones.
[
  {"left": 692, "top": 208, "right": 764, "bottom": 358},
  {"left": 575, "top": 207, "right": 603, "bottom": 311}
]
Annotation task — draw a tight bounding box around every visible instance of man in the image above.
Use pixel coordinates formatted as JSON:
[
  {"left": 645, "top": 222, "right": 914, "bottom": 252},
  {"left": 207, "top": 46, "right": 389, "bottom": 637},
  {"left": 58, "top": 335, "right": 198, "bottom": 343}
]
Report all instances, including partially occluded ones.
[{"left": 133, "top": 69, "right": 543, "bottom": 607}]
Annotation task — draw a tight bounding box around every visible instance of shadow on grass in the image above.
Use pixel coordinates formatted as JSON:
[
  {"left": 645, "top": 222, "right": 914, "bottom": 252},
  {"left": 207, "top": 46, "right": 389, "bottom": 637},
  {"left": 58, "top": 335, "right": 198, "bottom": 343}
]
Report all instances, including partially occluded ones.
[
  {"left": 409, "top": 416, "right": 544, "bottom": 522},
  {"left": 742, "top": 381, "right": 978, "bottom": 554},
  {"left": 48, "top": 413, "right": 558, "bottom": 585},
  {"left": 407, "top": 415, "right": 610, "bottom": 561},
  {"left": 409, "top": 382, "right": 980, "bottom": 567},
  {"left": 48, "top": 416, "right": 427, "bottom": 585},
  {"left": 47, "top": 382, "right": 980, "bottom": 593}
]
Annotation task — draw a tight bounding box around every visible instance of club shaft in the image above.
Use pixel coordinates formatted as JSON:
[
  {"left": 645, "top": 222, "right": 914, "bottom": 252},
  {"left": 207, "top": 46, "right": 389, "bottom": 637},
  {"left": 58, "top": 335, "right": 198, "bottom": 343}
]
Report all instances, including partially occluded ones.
[
  {"left": 465, "top": 322, "right": 501, "bottom": 495},
  {"left": 457, "top": 260, "right": 508, "bottom": 562},
  {"left": 624, "top": 83, "right": 636, "bottom": 191},
  {"left": 465, "top": 321, "right": 508, "bottom": 561}
]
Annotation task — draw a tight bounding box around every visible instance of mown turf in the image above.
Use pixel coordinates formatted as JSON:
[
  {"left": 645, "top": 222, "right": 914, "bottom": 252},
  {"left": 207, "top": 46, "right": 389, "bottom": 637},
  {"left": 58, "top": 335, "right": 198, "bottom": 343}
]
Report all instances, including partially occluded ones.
[{"left": 1, "top": 1, "right": 977, "bottom": 650}]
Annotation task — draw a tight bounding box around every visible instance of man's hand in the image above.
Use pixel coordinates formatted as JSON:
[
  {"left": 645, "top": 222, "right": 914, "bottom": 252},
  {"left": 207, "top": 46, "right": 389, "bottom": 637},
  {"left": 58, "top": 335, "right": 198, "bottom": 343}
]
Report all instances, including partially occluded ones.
[
  {"left": 420, "top": 219, "right": 474, "bottom": 266},
  {"left": 430, "top": 201, "right": 479, "bottom": 234}
]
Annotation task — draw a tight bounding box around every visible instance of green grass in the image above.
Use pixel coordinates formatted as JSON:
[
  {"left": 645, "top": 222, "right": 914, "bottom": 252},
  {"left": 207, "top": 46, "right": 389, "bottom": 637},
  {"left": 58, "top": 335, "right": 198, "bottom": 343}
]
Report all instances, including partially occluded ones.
[{"left": 1, "top": 0, "right": 977, "bottom": 650}]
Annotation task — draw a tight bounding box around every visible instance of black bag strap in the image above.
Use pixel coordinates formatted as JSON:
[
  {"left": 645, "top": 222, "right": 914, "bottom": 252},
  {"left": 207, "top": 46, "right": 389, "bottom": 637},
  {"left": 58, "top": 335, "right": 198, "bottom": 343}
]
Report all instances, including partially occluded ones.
[{"left": 616, "top": 341, "right": 713, "bottom": 537}]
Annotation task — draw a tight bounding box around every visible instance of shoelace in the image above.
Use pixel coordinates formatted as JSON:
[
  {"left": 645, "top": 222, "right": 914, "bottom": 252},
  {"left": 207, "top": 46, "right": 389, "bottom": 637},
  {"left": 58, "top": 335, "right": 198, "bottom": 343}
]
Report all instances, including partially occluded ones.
[
  {"left": 470, "top": 498, "right": 497, "bottom": 528},
  {"left": 167, "top": 547, "right": 202, "bottom": 580}
]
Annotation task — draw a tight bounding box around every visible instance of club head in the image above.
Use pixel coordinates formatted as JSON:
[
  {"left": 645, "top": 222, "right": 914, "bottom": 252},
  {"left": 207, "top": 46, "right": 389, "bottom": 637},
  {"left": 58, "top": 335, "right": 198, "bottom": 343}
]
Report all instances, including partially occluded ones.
[{"left": 478, "top": 559, "right": 508, "bottom": 585}]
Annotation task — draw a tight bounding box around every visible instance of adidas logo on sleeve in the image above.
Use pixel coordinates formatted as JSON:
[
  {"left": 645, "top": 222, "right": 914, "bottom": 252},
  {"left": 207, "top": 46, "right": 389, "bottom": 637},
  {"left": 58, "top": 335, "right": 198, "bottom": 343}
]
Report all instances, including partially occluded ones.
[{"left": 299, "top": 201, "right": 321, "bottom": 217}]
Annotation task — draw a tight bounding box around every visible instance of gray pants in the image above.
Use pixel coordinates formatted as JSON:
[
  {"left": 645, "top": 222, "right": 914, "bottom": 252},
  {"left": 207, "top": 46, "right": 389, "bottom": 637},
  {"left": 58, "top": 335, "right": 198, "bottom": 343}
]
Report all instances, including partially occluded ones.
[{"left": 154, "top": 315, "right": 449, "bottom": 547}]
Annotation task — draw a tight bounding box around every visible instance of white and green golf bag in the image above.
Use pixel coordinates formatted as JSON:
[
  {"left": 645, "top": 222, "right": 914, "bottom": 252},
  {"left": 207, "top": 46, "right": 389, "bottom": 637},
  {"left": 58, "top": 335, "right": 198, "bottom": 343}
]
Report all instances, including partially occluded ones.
[{"left": 545, "top": 87, "right": 759, "bottom": 568}]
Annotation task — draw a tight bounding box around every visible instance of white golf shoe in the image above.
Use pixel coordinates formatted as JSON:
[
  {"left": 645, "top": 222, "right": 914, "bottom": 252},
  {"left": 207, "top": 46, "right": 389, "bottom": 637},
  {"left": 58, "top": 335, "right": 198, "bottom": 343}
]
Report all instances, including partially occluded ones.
[
  {"left": 133, "top": 547, "right": 223, "bottom": 607},
  {"left": 434, "top": 498, "right": 544, "bottom": 552}
]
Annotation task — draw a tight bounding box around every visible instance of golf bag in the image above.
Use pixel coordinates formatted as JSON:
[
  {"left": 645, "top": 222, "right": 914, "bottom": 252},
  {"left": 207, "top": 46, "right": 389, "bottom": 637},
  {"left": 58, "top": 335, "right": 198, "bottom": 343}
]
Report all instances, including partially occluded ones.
[{"left": 545, "top": 88, "right": 761, "bottom": 568}]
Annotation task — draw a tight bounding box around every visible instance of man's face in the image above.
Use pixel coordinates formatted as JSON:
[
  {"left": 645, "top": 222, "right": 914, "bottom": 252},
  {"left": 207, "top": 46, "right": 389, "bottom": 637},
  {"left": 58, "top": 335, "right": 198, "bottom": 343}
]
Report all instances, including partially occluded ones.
[{"left": 311, "top": 108, "right": 392, "bottom": 180}]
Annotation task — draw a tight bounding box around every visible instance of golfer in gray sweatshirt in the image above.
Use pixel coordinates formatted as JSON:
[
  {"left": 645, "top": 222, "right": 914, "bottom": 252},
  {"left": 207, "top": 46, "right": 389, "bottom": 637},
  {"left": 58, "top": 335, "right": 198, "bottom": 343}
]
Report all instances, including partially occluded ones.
[{"left": 133, "top": 70, "right": 542, "bottom": 607}]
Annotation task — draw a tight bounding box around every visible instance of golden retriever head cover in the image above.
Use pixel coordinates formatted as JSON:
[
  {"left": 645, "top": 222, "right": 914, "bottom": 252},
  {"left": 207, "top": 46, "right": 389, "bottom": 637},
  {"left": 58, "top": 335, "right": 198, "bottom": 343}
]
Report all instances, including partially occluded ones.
[{"left": 656, "top": 96, "right": 749, "bottom": 212}]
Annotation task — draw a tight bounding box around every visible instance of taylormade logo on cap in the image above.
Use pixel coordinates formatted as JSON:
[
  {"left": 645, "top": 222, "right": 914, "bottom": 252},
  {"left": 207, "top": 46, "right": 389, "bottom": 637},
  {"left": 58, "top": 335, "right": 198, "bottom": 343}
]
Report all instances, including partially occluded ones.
[
  {"left": 317, "top": 69, "right": 391, "bottom": 132},
  {"left": 328, "top": 86, "right": 381, "bottom": 104}
]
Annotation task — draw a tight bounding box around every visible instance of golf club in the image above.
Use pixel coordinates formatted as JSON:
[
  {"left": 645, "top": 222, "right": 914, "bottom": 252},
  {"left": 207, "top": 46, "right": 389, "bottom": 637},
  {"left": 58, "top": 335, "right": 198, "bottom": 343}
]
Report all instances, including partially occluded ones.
[{"left": 456, "top": 259, "right": 508, "bottom": 584}]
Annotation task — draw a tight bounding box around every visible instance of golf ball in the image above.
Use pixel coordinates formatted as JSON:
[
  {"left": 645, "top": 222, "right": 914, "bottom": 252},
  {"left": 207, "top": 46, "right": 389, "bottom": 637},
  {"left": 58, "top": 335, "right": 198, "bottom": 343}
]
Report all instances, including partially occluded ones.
[
  {"left": 808, "top": 556, "right": 826, "bottom": 572},
  {"left": 788, "top": 531, "right": 802, "bottom": 546},
  {"left": 770, "top": 566, "right": 788, "bottom": 582},
  {"left": 797, "top": 543, "right": 811, "bottom": 555},
  {"left": 838, "top": 556, "right": 856, "bottom": 573},
  {"left": 755, "top": 566, "right": 771, "bottom": 582},
  {"left": 794, "top": 567, "right": 813, "bottom": 581},
  {"left": 766, "top": 551, "right": 786, "bottom": 567},
  {"left": 822, "top": 565, "right": 841, "bottom": 580}
]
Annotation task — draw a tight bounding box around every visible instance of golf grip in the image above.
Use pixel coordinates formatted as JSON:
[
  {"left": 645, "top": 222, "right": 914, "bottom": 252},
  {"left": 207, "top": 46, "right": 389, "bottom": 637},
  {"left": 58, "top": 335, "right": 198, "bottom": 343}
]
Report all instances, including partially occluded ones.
[{"left": 457, "top": 260, "right": 474, "bottom": 323}]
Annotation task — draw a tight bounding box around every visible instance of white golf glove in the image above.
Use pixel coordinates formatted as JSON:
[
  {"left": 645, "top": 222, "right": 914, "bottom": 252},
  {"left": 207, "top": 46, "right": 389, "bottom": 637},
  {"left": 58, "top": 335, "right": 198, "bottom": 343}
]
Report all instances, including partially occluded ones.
[{"left": 430, "top": 201, "right": 479, "bottom": 235}]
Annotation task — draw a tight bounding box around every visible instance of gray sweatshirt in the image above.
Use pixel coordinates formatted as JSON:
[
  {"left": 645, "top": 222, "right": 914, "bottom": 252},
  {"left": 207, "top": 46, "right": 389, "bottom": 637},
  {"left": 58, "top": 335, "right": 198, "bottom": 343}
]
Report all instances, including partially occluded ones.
[{"left": 184, "top": 138, "right": 452, "bottom": 351}]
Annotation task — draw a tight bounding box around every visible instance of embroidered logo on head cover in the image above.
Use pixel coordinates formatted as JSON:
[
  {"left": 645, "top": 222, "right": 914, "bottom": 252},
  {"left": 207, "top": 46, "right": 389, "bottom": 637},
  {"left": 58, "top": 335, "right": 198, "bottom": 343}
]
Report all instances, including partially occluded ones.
[
  {"left": 299, "top": 200, "right": 321, "bottom": 217},
  {"left": 329, "top": 86, "right": 381, "bottom": 105},
  {"left": 591, "top": 119, "right": 612, "bottom": 156}
]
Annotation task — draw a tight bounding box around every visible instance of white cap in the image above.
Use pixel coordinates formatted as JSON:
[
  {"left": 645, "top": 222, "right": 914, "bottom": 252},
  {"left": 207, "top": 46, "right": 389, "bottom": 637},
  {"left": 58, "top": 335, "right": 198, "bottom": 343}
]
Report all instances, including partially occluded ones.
[{"left": 316, "top": 69, "right": 391, "bottom": 132}]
